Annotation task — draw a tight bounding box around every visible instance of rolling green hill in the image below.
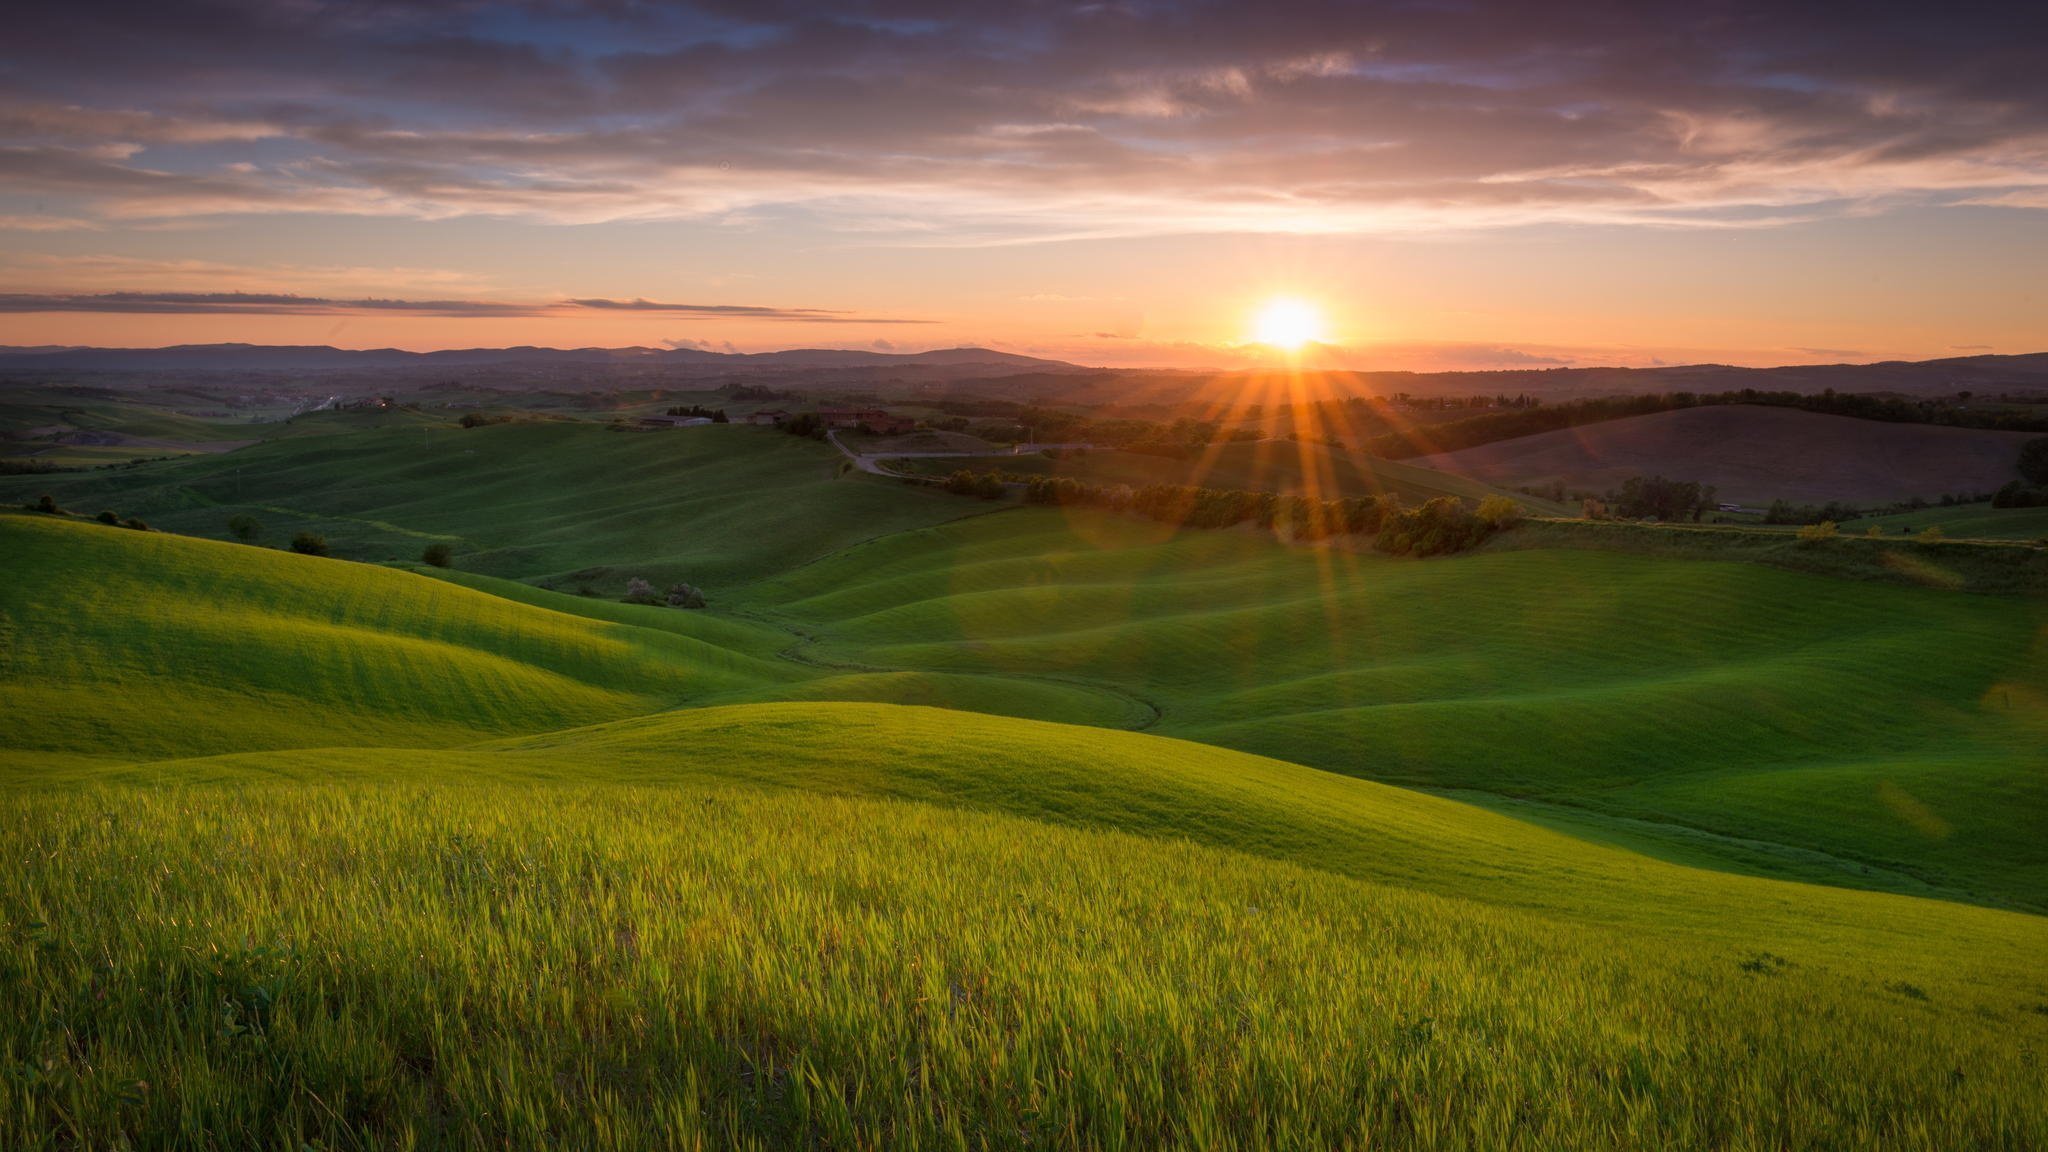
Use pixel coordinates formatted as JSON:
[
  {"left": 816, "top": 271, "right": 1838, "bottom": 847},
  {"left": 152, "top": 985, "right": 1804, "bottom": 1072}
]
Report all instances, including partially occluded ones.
[
  {"left": 1848, "top": 501, "right": 2048, "bottom": 541},
  {"left": 8, "top": 702, "right": 2048, "bottom": 1148},
  {"left": 7, "top": 433, "right": 2048, "bottom": 1148},
  {"left": 735, "top": 508, "right": 2048, "bottom": 909},
  {"left": 0, "top": 419, "right": 994, "bottom": 592},
  {"left": 0, "top": 514, "right": 1153, "bottom": 769},
  {"left": 885, "top": 438, "right": 1569, "bottom": 512}
]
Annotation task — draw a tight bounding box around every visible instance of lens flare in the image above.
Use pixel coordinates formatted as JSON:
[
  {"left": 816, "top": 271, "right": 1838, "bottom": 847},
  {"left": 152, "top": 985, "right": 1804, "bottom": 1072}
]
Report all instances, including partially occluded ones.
[{"left": 1252, "top": 298, "right": 1322, "bottom": 349}]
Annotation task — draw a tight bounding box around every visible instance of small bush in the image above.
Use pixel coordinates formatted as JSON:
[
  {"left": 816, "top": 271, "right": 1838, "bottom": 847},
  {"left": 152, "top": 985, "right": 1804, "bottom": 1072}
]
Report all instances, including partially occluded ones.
[
  {"left": 33, "top": 493, "right": 60, "bottom": 514},
  {"left": 290, "top": 532, "right": 330, "bottom": 556},
  {"left": 96, "top": 510, "right": 119, "bottom": 525},
  {"left": 623, "top": 577, "right": 658, "bottom": 604},
  {"left": 1475, "top": 495, "right": 1523, "bottom": 529},
  {"left": 228, "top": 514, "right": 263, "bottom": 542},
  {"left": 665, "top": 583, "right": 707, "bottom": 609},
  {"left": 122, "top": 518, "right": 150, "bottom": 531},
  {"left": 1917, "top": 525, "right": 1946, "bottom": 542},
  {"left": 421, "top": 543, "right": 453, "bottom": 568},
  {"left": 1796, "top": 521, "right": 1838, "bottom": 543}
]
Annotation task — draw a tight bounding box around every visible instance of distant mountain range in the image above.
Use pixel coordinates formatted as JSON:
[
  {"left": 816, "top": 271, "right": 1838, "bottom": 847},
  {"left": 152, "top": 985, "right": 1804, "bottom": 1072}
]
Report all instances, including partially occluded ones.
[
  {"left": 0, "top": 342, "right": 1079, "bottom": 374},
  {"left": 3, "top": 343, "right": 2046, "bottom": 403}
]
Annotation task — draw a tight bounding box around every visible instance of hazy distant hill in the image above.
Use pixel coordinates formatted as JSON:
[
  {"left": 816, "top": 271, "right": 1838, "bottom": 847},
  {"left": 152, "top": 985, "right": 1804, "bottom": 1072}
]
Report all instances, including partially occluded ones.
[{"left": 0, "top": 342, "right": 1078, "bottom": 375}]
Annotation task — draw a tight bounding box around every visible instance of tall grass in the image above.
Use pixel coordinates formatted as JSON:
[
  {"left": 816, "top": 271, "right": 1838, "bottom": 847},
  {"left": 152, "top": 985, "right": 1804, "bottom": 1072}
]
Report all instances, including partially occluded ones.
[{"left": 5, "top": 780, "right": 2045, "bottom": 1151}]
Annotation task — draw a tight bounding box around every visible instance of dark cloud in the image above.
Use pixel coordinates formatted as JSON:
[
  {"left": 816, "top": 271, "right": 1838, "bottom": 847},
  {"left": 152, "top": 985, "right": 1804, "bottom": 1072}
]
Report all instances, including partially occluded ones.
[
  {"left": 569, "top": 297, "right": 935, "bottom": 322},
  {"left": 0, "top": 2, "right": 2043, "bottom": 238},
  {"left": 0, "top": 291, "right": 931, "bottom": 322},
  {"left": 0, "top": 291, "right": 541, "bottom": 316}
]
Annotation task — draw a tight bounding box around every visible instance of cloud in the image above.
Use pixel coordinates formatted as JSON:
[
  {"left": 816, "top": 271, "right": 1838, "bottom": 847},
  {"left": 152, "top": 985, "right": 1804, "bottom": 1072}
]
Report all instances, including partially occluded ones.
[
  {"left": 0, "top": 291, "right": 543, "bottom": 316},
  {"left": 0, "top": 290, "right": 934, "bottom": 323},
  {"left": 0, "top": 2, "right": 2043, "bottom": 241},
  {"left": 0, "top": 215, "right": 101, "bottom": 232},
  {"left": 567, "top": 297, "right": 934, "bottom": 323}
]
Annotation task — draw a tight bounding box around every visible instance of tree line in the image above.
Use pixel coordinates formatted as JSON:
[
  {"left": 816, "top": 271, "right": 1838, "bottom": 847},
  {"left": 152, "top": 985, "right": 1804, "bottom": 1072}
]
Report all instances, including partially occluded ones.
[{"left": 930, "top": 470, "right": 1521, "bottom": 556}]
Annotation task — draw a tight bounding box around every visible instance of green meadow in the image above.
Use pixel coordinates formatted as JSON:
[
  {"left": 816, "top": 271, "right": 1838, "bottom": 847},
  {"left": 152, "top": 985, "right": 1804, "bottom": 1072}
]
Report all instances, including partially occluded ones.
[
  {"left": 883, "top": 437, "right": 1567, "bottom": 511},
  {"left": 5, "top": 417, "right": 2048, "bottom": 1149}
]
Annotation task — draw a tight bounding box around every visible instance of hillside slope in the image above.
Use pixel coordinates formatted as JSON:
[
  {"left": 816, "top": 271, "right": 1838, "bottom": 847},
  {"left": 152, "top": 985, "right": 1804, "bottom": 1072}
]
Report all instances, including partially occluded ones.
[
  {"left": 737, "top": 508, "right": 2048, "bottom": 908},
  {"left": 9, "top": 702, "right": 2047, "bottom": 1149},
  {"left": 0, "top": 420, "right": 994, "bottom": 592},
  {"left": 886, "top": 439, "right": 1567, "bottom": 511},
  {"left": 1411, "top": 405, "right": 2036, "bottom": 504}
]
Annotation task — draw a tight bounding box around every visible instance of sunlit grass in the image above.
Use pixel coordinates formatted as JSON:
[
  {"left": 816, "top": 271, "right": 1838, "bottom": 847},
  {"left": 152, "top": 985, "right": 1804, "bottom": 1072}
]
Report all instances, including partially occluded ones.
[{"left": 5, "top": 773, "right": 2045, "bottom": 1150}]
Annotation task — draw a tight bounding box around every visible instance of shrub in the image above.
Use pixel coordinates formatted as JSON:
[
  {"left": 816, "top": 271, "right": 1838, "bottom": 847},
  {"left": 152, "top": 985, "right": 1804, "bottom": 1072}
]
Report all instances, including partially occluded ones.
[
  {"left": 1917, "top": 525, "right": 1946, "bottom": 542},
  {"left": 421, "top": 542, "right": 453, "bottom": 568},
  {"left": 1475, "top": 495, "right": 1524, "bottom": 529},
  {"left": 1796, "top": 521, "right": 1838, "bottom": 543},
  {"left": 122, "top": 518, "right": 150, "bottom": 532},
  {"left": 623, "top": 577, "right": 658, "bottom": 604},
  {"left": 1612, "top": 475, "right": 1716, "bottom": 522},
  {"left": 1580, "top": 497, "right": 1608, "bottom": 520},
  {"left": 1375, "top": 497, "right": 1497, "bottom": 557},
  {"left": 2019, "top": 437, "right": 2048, "bottom": 486},
  {"left": 973, "top": 472, "right": 1006, "bottom": 500},
  {"left": 33, "top": 493, "right": 59, "bottom": 514},
  {"left": 665, "top": 583, "right": 706, "bottom": 609},
  {"left": 228, "top": 514, "right": 263, "bottom": 542},
  {"left": 290, "top": 532, "right": 330, "bottom": 556},
  {"left": 96, "top": 510, "right": 119, "bottom": 525}
]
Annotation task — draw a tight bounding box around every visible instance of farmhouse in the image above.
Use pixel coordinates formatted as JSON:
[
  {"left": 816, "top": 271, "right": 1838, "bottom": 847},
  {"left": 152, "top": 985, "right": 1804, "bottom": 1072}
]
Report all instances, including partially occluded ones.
[
  {"left": 860, "top": 414, "right": 919, "bottom": 435},
  {"left": 819, "top": 406, "right": 888, "bottom": 429},
  {"left": 639, "top": 414, "right": 713, "bottom": 428},
  {"left": 748, "top": 409, "right": 791, "bottom": 426}
]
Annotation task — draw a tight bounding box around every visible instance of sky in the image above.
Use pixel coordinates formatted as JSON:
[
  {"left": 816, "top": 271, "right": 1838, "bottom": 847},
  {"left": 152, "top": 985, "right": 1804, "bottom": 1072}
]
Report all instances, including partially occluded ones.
[{"left": 2, "top": 0, "right": 2045, "bottom": 368}]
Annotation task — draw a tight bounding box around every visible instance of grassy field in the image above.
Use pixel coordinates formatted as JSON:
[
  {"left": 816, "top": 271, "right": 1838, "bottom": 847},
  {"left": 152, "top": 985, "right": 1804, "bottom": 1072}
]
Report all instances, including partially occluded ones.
[
  {"left": 884, "top": 439, "right": 1569, "bottom": 512},
  {"left": 7, "top": 704, "right": 2048, "bottom": 1149},
  {"left": 1848, "top": 501, "right": 2048, "bottom": 541},
  {"left": 8, "top": 418, "right": 2048, "bottom": 1147},
  {"left": 733, "top": 509, "right": 2048, "bottom": 909},
  {"left": 0, "top": 417, "right": 994, "bottom": 592}
]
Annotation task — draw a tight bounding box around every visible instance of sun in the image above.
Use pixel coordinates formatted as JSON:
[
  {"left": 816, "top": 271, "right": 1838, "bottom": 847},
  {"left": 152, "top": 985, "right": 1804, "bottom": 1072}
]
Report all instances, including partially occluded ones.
[{"left": 1251, "top": 297, "right": 1323, "bottom": 349}]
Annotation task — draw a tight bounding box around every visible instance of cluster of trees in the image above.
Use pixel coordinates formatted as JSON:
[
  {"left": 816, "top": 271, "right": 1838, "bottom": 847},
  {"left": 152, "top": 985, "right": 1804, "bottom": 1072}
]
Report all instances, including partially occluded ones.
[
  {"left": 458, "top": 411, "right": 514, "bottom": 429},
  {"left": 1610, "top": 475, "right": 1719, "bottom": 522},
  {"left": 1009, "top": 474, "right": 1521, "bottom": 555},
  {"left": 720, "top": 383, "right": 785, "bottom": 402},
  {"left": 1362, "top": 389, "right": 2048, "bottom": 460},
  {"left": 1997, "top": 439, "right": 2048, "bottom": 507},
  {"left": 1993, "top": 481, "right": 2048, "bottom": 509},
  {"left": 1380, "top": 392, "right": 1544, "bottom": 411},
  {"left": 1, "top": 459, "right": 74, "bottom": 475},
  {"left": 624, "top": 577, "right": 707, "bottom": 609},
  {"left": 664, "top": 405, "right": 730, "bottom": 423},
  {"left": 941, "top": 470, "right": 1008, "bottom": 499},
  {"left": 21, "top": 493, "right": 149, "bottom": 530},
  {"left": 1762, "top": 499, "right": 1862, "bottom": 526},
  {"left": 778, "top": 413, "right": 830, "bottom": 440}
]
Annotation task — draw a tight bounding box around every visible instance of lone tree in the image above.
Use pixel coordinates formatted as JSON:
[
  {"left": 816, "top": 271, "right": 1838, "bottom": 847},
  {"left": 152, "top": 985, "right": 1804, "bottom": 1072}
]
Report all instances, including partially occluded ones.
[
  {"left": 624, "top": 577, "right": 658, "bottom": 604},
  {"left": 421, "top": 542, "right": 453, "bottom": 568},
  {"left": 290, "top": 532, "right": 330, "bottom": 556},
  {"left": 2019, "top": 437, "right": 2048, "bottom": 486},
  {"left": 97, "top": 510, "right": 120, "bottom": 525},
  {"left": 227, "top": 514, "right": 262, "bottom": 542}
]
